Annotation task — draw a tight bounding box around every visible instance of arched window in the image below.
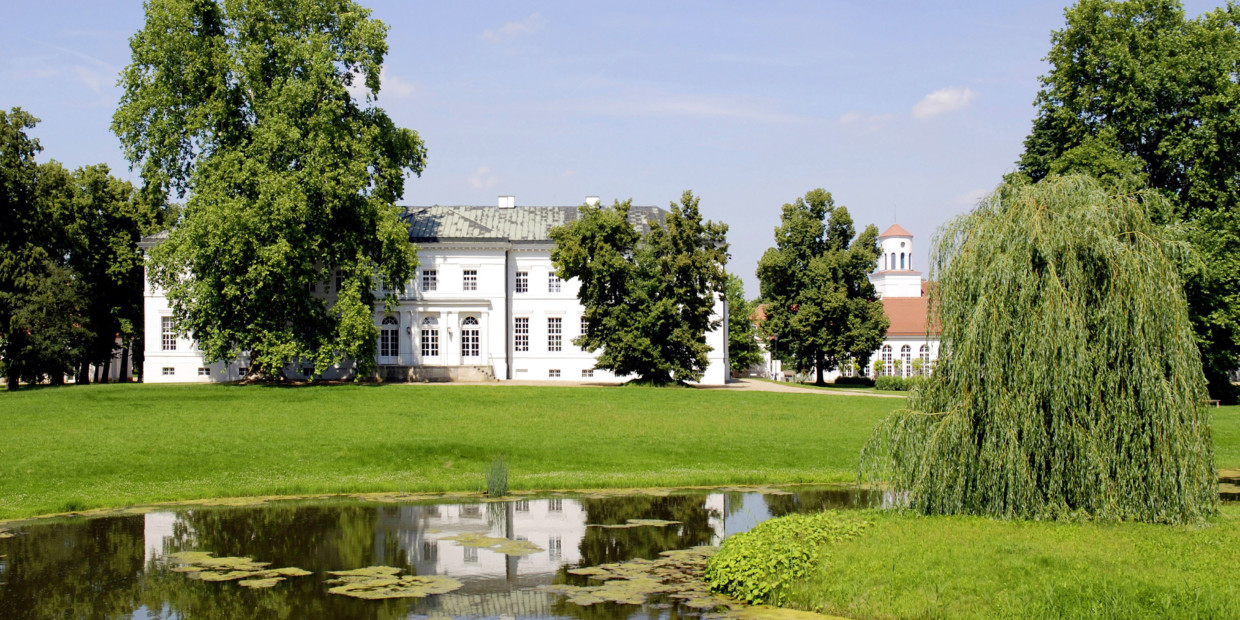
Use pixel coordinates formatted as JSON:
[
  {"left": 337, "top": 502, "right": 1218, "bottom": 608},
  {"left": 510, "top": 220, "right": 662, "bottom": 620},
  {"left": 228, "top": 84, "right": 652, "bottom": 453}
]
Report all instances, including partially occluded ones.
[
  {"left": 379, "top": 316, "right": 399, "bottom": 358},
  {"left": 420, "top": 316, "right": 439, "bottom": 358},
  {"left": 901, "top": 345, "right": 912, "bottom": 378},
  {"left": 881, "top": 345, "right": 892, "bottom": 376},
  {"left": 900, "top": 253, "right": 905, "bottom": 270},
  {"left": 920, "top": 344, "right": 931, "bottom": 376},
  {"left": 461, "top": 316, "right": 480, "bottom": 358}
]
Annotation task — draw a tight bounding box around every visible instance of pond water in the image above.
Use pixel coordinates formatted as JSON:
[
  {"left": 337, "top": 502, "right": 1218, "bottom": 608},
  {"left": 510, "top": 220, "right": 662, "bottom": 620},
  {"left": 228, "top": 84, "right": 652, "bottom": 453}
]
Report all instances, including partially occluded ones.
[{"left": 0, "top": 486, "right": 886, "bottom": 619}]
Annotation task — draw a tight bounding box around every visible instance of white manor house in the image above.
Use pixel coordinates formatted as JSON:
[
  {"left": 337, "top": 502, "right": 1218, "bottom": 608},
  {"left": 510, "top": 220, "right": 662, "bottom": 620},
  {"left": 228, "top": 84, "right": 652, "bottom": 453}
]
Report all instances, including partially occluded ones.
[{"left": 141, "top": 196, "right": 730, "bottom": 385}]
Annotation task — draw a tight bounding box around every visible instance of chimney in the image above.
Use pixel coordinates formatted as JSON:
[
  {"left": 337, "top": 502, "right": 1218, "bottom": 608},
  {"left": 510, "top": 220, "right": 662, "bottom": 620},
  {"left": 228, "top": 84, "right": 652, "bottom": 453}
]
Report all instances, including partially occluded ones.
[
  {"left": 585, "top": 196, "right": 600, "bottom": 206},
  {"left": 498, "top": 195, "right": 515, "bottom": 209}
]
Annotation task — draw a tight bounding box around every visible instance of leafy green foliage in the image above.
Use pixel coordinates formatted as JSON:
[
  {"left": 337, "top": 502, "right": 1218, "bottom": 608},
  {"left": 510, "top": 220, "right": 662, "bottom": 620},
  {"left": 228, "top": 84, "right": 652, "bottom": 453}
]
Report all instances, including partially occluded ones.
[
  {"left": 1, "top": 109, "right": 156, "bottom": 388},
  {"left": 724, "top": 274, "right": 762, "bottom": 375},
  {"left": 873, "top": 375, "right": 924, "bottom": 391},
  {"left": 1018, "top": 0, "right": 1240, "bottom": 400},
  {"left": 113, "top": 0, "right": 425, "bottom": 378},
  {"left": 862, "top": 176, "right": 1218, "bottom": 523},
  {"left": 704, "top": 511, "right": 871, "bottom": 605},
  {"left": 486, "top": 455, "right": 508, "bottom": 497},
  {"left": 757, "top": 189, "right": 888, "bottom": 385},
  {"left": 551, "top": 191, "right": 728, "bottom": 384}
]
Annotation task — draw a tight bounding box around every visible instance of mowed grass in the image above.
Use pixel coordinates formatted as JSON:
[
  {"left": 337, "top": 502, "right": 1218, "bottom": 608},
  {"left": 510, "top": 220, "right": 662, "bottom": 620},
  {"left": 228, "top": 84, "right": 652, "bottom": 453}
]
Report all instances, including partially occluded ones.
[
  {"left": 0, "top": 382, "right": 900, "bottom": 520},
  {"left": 789, "top": 502, "right": 1240, "bottom": 619}
]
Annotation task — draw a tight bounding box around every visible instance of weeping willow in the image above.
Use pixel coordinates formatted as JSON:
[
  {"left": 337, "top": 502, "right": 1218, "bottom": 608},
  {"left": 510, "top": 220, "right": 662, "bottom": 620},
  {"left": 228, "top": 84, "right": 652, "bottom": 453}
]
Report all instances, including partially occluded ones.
[{"left": 861, "top": 175, "right": 1218, "bottom": 523}]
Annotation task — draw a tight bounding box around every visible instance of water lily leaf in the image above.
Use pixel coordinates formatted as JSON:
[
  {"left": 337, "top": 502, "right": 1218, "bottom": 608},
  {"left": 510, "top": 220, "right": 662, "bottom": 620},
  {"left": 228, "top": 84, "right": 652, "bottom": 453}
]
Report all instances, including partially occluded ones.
[
  {"left": 238, "top": 577, "right": 284, "bottom": 589},
  {"left": 440, "top": 533, "right": 544, "bottom": 555},
  {"left": 327, "top": 571, "right": 463, "bottom": 600},
  {"left": 0, "top": 530, "right": 11, "bottom": 540},
  {"left": 327, "top": 566, "right": 401, "bottom": 578}
]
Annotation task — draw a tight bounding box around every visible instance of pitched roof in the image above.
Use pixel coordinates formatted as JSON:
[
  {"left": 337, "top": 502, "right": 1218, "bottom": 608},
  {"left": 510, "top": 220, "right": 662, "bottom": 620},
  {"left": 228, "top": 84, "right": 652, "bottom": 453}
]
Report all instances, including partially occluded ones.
[
  {"left": 881, "top": 282, "right": 939, "bottom": 337},
  {"left": 879, "top": 223, "right": 913, "bottom": 238},
  {"left": 402, "top": 205, "right": 666, "bottom": 243}
]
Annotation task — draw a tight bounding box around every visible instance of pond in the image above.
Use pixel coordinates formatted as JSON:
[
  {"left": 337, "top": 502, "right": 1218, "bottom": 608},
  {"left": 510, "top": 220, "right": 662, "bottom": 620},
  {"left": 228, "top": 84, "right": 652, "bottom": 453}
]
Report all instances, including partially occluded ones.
[{"left": 0, "top": 486, "right": 887, "bottom": 619}]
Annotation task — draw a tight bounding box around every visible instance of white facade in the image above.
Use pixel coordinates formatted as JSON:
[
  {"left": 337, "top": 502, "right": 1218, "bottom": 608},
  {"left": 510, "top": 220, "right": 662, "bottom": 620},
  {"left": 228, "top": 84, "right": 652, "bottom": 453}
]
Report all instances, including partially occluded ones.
[{"left": 140, "top": 200, "right": 729, "bottom": 385}]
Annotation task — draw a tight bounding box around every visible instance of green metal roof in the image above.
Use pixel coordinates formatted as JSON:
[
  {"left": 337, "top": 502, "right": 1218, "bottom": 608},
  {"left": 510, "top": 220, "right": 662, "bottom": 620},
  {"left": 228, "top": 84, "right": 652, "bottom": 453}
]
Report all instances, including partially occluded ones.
[{"left": 402, "top": 205, "right": 666, "bottom": 243}]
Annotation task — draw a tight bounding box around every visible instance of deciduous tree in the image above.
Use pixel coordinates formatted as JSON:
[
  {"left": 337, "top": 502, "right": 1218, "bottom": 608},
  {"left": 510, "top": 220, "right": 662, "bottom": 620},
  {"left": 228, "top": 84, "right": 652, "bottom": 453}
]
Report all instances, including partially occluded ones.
[
  {"left": 113, "top": 0, "right": 426, "bottom": 379},
  {"left": 551, "top": 191, "right": 729, "bottom": 384},
  {"left": 724, "top": 274, "right": 762, "bottom": 376},
  {"left": 1018, "top": 0, "right": 1240, "bottom": 400},
  {"left": 756, "top": 189, "right": 887, "bottom": 385},
  {"left": 862, "top": 176, "right": 1217, "bottom": 524}
]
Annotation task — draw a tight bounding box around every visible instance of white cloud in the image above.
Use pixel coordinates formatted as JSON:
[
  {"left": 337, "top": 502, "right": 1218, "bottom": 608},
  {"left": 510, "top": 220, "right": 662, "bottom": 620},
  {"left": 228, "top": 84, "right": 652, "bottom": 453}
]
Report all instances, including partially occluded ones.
[
  {"left": 912, "top": 87, "right": 977, "bottom": 119},
  {"left": 346, "top": 68, "right": 416, "bottom": 101},
  {"left": 482, "top": 14, "right": 545, "bottom": 42},
  {"left": 468, "top": 166, "right": 498, "bottom": 190}
]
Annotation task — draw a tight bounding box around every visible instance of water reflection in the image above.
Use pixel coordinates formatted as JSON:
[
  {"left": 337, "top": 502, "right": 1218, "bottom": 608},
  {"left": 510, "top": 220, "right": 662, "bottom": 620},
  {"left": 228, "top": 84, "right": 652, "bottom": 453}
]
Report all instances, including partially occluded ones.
[{"left": 0, "top": 486, "right": 885, "bottom": 619}]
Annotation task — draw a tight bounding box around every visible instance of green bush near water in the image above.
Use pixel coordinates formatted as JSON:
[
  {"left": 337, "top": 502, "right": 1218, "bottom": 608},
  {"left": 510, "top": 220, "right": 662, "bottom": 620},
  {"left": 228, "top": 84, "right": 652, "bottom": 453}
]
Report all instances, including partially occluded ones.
[{"left": 704, "top": 511, "right": 871, "bottom": 605}]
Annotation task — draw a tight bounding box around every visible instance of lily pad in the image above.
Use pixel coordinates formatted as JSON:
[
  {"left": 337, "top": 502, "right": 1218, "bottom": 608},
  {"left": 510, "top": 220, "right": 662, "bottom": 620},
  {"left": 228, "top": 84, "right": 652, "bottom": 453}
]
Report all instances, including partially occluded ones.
[
  {"left": 588, "top": 518, "right": 682, "bottom": 529},
  {"left": 542, "top": 545, "right": 725, "bottom": 610},
  {"left": 167, "top": 551, "right": 310, "bottom": 589},
  {"left": 326, "top": 568, "right": 463, "bottom": 600},
  {"left": 440, "top": 532, "right": 544, "bottom": 556},
  {"left": 0, "top": 529, "right": 15, "bottom": 539}
]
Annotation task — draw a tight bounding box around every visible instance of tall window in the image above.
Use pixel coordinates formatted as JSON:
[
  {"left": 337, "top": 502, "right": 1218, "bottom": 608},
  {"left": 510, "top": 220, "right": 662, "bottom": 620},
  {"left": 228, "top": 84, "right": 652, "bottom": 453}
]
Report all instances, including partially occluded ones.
[
  {"left": 421, "top": 317, "right": 439, "bottom": 358},
  {"left": 514, "top": 317, "right": 529, "bottom": 352},
  {"left": 380, "top": 316, "right": 399, "bottom": 358},
  {"left": 548, "top": 274, "right": 561, "bottom": 293},
  {"left": 920, "top": 345, "right": 931, "bottom": 376},
  {"left": 843, "top": 358, "right": 854, "bottom": 378},
  {"left": 161, "top": 317, "right": 176, "bottom": 351},
  {"left": 461, "top": 317, "right": 480, "bottom": 358},
  {"left": 462, "top": 269, "right": 477, "bottom": 291},
  {"left": 580, "top": 316, "right": 588, "bottom": 335},
  {"left": 335, "top": 270, "right": 344, "bottom": 293},
  {"left": 901, "top": 345, "right": 912, "bottom": 378},
  {"left": 548, "top": 317, "right": 562, "bottom": 352},
  {"left": 900, "top": 253, "right": 905, "bottom": 269},
  {"left": 548, "top": 536, "right": 562, "bottom": 562},
  {"left": 515, "top": 271, "right": 528, "bottom": 293},
  {"left": 421, "top": 269, "right": 437, "bottom": 292},
  {"left": 881, "top": 345, "right": 893, "bottom": 376}
]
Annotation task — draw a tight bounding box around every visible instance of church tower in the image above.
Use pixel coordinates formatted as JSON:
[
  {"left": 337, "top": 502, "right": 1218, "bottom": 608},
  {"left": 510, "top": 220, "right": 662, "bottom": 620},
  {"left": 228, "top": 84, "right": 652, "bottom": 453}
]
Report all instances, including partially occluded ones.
[{"left": 869, "top": 223, "right": 922, "bottom": 298}]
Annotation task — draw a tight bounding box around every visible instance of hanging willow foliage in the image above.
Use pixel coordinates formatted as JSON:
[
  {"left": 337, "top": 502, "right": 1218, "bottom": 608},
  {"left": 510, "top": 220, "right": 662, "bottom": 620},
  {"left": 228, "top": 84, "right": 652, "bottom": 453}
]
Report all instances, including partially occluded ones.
[{"left": 860, "top": 175, "right": 1218, "bottom": 524}]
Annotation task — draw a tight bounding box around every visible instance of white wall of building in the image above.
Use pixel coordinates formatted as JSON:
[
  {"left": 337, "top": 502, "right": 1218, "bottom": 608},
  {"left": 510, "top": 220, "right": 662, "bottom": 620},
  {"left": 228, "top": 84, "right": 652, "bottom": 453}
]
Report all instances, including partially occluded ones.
[{"left": 142, "top": 244, "right": 729, "bottom": 385}]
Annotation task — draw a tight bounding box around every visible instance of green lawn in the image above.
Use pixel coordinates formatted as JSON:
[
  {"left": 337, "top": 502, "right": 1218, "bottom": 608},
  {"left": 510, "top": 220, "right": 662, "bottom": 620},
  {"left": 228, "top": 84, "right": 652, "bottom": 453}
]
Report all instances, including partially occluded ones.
[
  {"left": 0, "top": 382, "right": 901, "bottom": 520},
  {"left": 787, "top": 502, "right": 1240, "bottom": 619}
]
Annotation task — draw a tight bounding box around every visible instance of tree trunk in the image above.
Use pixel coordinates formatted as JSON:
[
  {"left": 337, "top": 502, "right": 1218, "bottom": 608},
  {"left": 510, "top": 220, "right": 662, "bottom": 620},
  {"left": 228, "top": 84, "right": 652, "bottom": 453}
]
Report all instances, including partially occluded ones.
[
  {"left": 100, "top": 357, "right": 112, "bottom": 384},
  {"left": 6, "top": 375, "right": 16, "bottom": 390},
  {"left": 815, "top": 351, "right": 826, "bottom": 386},
  {"left": 93, "top": 364, "right": 102, "bottom": 384},
  {"left": 119, "top": 342, "right": 131, "bottom": 383},
  {"left": 77, "top": 362, "right": 89, "bottom": 385}
]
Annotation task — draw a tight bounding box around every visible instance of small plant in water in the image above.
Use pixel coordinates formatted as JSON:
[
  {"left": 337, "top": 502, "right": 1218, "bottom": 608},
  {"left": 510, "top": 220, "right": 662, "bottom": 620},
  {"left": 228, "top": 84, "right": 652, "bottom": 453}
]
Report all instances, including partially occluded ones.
[{"left": 486, "top": 455, "right": 508, "bottom": 497}]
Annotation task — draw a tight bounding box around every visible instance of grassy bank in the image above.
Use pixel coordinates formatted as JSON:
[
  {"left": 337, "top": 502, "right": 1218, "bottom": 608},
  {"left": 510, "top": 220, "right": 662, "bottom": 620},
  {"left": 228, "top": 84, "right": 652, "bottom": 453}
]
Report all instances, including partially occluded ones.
[
  {"left": 0, "top": 382, "right": 900, "bottom": 520},
  {"left": 781, "top": 503, "right": 1240, "bottom": 619}
]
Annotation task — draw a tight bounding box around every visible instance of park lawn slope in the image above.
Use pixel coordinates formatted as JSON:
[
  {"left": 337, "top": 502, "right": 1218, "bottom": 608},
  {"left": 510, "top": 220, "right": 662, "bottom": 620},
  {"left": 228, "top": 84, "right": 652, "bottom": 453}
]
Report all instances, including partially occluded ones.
[
  {"left": 784, "top": 502, "right": 1240, "bottom": 619},
  {"left": 0, "top": 382, "right": 898, "bottom": 520}
]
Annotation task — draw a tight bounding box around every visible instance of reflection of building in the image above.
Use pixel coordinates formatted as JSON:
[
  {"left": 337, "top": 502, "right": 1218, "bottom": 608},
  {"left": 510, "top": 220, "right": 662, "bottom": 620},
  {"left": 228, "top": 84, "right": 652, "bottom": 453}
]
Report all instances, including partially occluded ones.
[
  {"left": 140, "top": 196, "right": 729, "bottom": 384},
  {"left": 372, "top": 499, "right": 587, "bottom": 582}
]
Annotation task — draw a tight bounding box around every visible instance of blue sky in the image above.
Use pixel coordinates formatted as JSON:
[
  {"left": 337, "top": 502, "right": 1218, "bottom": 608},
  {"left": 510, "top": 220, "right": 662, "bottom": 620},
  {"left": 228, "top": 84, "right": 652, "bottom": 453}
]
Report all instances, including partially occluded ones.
[{"left": 0, "top": 1, "right": 1223, "bottom": 296}]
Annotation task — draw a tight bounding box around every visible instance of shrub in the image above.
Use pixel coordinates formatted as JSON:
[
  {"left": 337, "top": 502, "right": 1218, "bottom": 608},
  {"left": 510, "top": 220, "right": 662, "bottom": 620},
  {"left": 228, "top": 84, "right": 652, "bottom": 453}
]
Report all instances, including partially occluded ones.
[
  {"left": 485, "top": 456, "right": 508, "bottom": 497},
  {"left": 831, "top": 376, "right": 874, "bottom": 387},
  {"left": 874, "top": 376, "right": 926, "bottom": 391},
  {"left": 704, "top": 511, "right": 871, "bottom": 605}
]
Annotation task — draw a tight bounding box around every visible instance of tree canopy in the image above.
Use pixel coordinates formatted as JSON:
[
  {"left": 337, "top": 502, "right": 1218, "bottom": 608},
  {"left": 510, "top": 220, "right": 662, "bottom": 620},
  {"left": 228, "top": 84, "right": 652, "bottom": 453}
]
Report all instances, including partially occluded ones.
[
  {"left": 1, "top": 109, "right": 156, "bottom": 388},
  {"left": 550, "top": 191, "right": 729, "bottom": 384},
  {"left": 862, "top": 176, "right": 1217, "bottom": 524},
  {"left": 113, "top": 0, "right": 426, "bottom": 379},
  {"left": 1018, "top": 0, "right": 1240, "bottom": 399},
  {"left": 756, "top": 189, "right": 888, "bottom": 385}
]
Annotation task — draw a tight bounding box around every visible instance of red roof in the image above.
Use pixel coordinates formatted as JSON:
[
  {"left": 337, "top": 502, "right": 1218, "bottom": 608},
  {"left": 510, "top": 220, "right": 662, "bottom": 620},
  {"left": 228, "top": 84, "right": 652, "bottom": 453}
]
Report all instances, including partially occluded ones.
[
  {"left": 882, "top": 282, "right": 939, "bottom": 336},
  {"left": 880, "top": 223, "right": 913, "bottom": 238}
]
